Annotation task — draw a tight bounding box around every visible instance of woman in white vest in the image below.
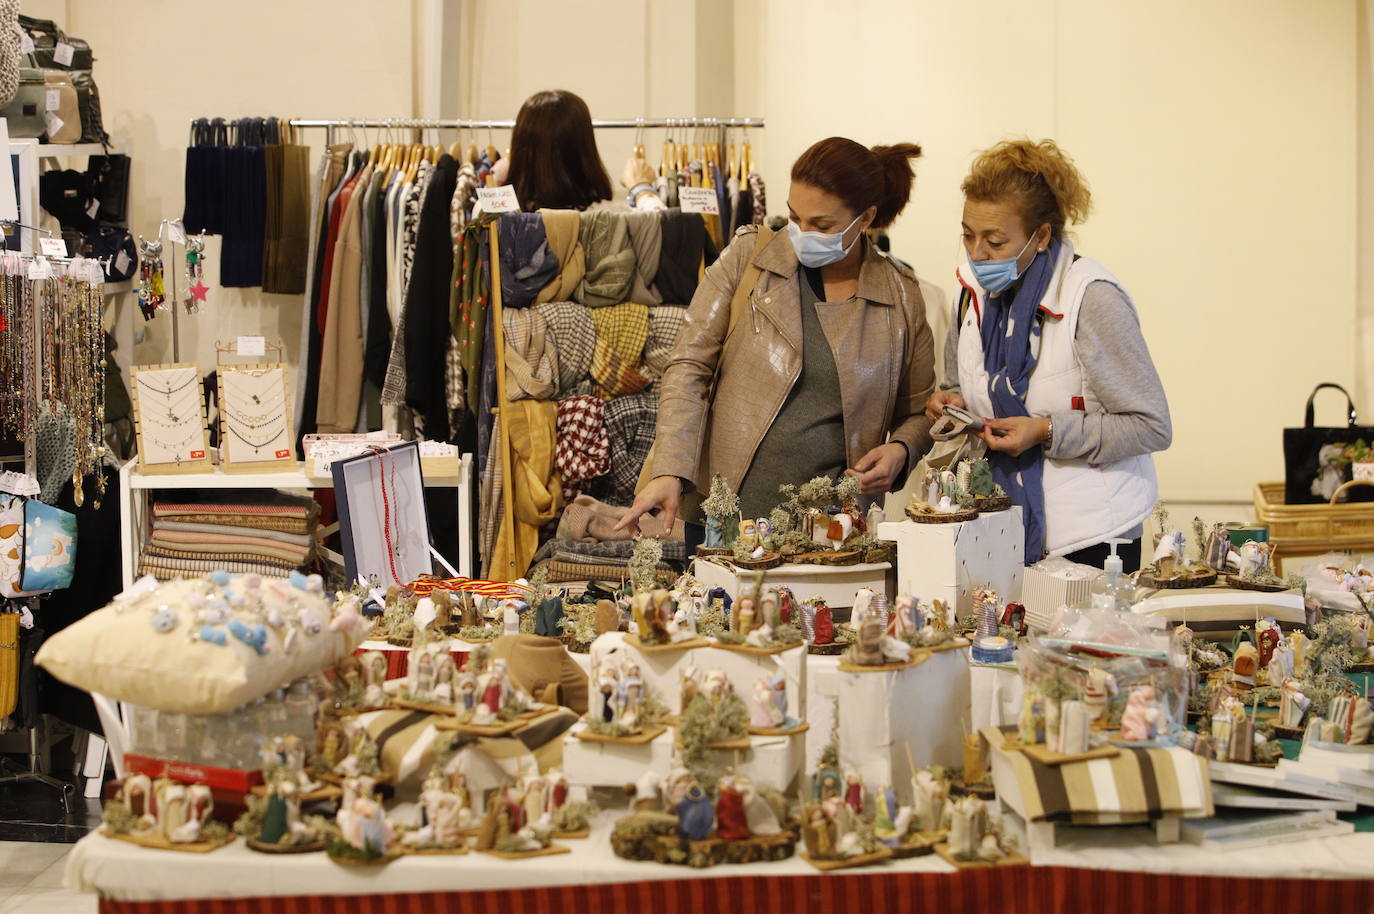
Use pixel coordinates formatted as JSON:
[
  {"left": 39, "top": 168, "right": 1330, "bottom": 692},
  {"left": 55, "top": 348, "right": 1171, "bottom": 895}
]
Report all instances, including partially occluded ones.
[{"left": 926, "top": 139, "right": 1171, "bottom": 570}]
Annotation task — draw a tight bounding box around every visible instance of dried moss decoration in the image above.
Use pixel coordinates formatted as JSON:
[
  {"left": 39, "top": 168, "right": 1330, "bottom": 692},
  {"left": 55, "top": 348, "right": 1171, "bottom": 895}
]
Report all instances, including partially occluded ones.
[
  {"left": 630, "top": 538, "right": 665, "bottom": 593},
  {"left": 696, "top": 599, "right": 727, "bottom": 638},
  {"left": 1152, "top": 502, "right": 1170, "bottom": 535},
  {"left": 819, "top": 698, "right": 841, "bottom": 772},
  {"left": 527, "top": 565, "right": 551, "bottom": 607},
  {"left": 379, "top": 589, "right": 417, "bottom": 642},
  {"left": 1192, "top": 517, "right": 1208, "bottom": 563},
  {"left": 678, "top": 691, "right": 748, "bottom": 790},
  {"left": 102, "top": 799, "right": 136, "bottom": 833},
  {"left": 773, "top": 623, "right": 804, "bottom": 645},
  {"left": 553, "top": 800, "right": 596, "bottom": 833},
  {"left": 584, "top": 685, "right": 668, "bottom": 736},
  {"left": 1039, "top": 665, "right": 1080, "bottom": 704},
  {"left": 1303, "top": 618, "right": 1362, "bottom": 717},
  {"left": 702, "top": 474, "right": 740, "bottom": 524}
]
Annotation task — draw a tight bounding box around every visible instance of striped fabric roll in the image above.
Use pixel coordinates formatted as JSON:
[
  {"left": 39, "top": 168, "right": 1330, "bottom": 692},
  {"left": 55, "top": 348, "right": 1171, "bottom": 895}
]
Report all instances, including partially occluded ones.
[{"left": 987, "top": 726, "right": 1212, "bottom": 824}]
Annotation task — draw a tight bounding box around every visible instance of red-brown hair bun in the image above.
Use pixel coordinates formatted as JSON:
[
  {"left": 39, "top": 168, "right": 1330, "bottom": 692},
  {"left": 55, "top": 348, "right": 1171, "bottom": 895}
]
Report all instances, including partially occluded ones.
[{"left": 791, "top": 137, "right": 923, "bottom": 229}]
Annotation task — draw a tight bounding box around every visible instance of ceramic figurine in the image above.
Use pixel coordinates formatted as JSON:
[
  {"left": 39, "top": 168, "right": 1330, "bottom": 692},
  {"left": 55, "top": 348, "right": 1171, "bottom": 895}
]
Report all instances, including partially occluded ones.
[
  {"left": 1057, "top": 700, "right": 1091, "bottom": 755},
  {"left": 843, "top": 767, "right": 863, "bottom": 814},
  {"left": 478, "top": 659, "right": 509, "bottom": 715},
  {"left": 854, "top": 604, "right": 886, "bottom": 665},
  {"left": 812, "top": 600, "right": 834, "bottom": 644},
  {"left": 732, "top": 591, "right": 757, "bottom": 637},
  {"left": 738, "top": 776, "right": 781, "bottom": 836},
  {"left": 750, "top": 677, "right": 781, "bottom": 728},
  {"left": 1257, "top": 619, "right": 1281, "bottom": 669},
  {"left": 973, "top": 587, "right": 1000, "bottom": 640},
  {"left": 1232, "top": 642, "right": 1259, "bottom": 685},
  {"left": 1119, "top": 685, "right": 1162, "bottom": 742},
  {"left": 715, "top": 775, "right": 751, "bottom": 840},
  {"left": 910, "top": 768, "right": 947, "bottom": 833},
  {"left": 1204, "top": 524, "right": 1231, "bottom": 570},
  {"left": 776, "top": 586, "right": 798, "bottom": 626},
  {"left": 962, "top": 733, "right": 987, "bottom": 787},
  {"left": 1290, "top": 631, "right": 1310, "bottom": 677},
  {"left": 1279, "top": 679, "right": 1310, "bottom": 729},
  {"left": 887, "top": 594, "right": 921, "bottom": 640},
  {"left": 1083, "top": 668, "right": 1118, "bottom": 724},
  {"left": 677, "top": 783, "right": 715, "bottom": 841},
  {"left": 947, "top": 796, "right": 987, "bottom": 860},
  {"left": 873, "top": 785, "right": 900, "bottom": 845}
]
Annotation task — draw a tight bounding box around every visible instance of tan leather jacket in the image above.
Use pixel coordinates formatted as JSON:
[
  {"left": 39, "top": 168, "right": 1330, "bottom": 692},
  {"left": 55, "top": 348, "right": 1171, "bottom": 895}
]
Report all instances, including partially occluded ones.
[{"left": 651, "top": 225, "right": 936, "bottom": 494}]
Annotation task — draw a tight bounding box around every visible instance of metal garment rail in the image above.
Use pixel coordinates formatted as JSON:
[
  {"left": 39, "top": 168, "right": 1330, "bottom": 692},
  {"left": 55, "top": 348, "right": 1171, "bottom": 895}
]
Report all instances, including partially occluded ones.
[{"left": 284, "top": 116, "right": 764, "bottom": 145}]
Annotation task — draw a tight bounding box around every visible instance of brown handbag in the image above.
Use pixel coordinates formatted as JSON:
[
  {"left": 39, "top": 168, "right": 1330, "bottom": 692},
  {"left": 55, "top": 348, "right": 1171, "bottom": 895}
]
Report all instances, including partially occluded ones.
[
  {"left": 0, "top": 613, "right": 19, "bottom": 719},
  {"left": 41, "top": 70, "right": 79, "bottom": 143}
]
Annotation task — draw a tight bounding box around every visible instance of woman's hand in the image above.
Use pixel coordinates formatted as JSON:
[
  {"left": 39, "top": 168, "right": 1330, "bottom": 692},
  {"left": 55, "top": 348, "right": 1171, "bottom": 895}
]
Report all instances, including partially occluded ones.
[
  {"left": 621, "top": 155, "right": 657, "bottom": 191},
  {"left": 845, "top": 442, "right": 908, "bottom": 496},
  {"left": 612, "top": 475, "right": 682, "bottom": 538},
  {"left": 925, "top": 390, "right": 965, "bottom": 421},
  {"left": 979, "top": 416, "right": 1050, "bottom": 458}
]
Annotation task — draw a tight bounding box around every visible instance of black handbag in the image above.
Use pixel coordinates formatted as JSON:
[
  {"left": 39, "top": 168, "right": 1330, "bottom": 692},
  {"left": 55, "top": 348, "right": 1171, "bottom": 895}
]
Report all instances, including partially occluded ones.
[
  {"left": 79, "top": 223, "right": 136, "bottom": 283},
  {"left": 1282, "top": 383, "right": 1374, "bottom": 504},
  {"left": 85, "top": 154, "right": 130, "bottom": 223}
]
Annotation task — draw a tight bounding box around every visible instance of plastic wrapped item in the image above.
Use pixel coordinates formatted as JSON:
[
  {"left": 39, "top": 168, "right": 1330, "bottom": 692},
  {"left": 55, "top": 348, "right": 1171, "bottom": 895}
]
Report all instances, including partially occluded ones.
[
  {"left": 1014, "top": 622, "right": 1189, "bottom": 748},
  {"left": 1021, "top": 557, "right": 1099, "bottom": 631},
  {"left": 1300, "top": 552, "right": 1374, "bottom": 613},
  {"left": 127, "top": 677, "right": 320, "bottom": 771}
]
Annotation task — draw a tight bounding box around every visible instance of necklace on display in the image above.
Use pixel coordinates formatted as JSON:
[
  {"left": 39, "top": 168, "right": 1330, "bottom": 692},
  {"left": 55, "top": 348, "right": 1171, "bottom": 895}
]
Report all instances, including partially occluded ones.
[
  {"left": 371, "top": 446, "right": 404, "bottom": 586},
  {"left": 136, "top": 372, "right": 198, "bottom": 397},
  {"left": 226, "top": 422, "right": 285, "bottom": 455}
]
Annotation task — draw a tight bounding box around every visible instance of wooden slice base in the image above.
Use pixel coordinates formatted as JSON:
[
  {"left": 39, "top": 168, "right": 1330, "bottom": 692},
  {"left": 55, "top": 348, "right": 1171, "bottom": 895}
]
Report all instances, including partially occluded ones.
[
  {"left": 246, "top": 837, "right": 328, "bottom": 854},
  {"left": 890, "top": 831, "right": 944, "bottom": 859},
  {"left": 949, "top": 778, "right": 996, "bottom": 799},
  {"left": 807, "top": 642, "right": 849, "bottom": 655},
  {"left": 838, "top": 651, "right": 930, "bottom": 673},
  {"left": 934, "top": 842, "right": 1028, "bottom": 869},
  {"left": 434, "top": 717, "right": 524, "bottom": 736},
  {"left": 400, "top": 843, "right": 470, "bottom": 855},
  {"left": 926, "top": 638, "right": 972, "bottom": 654},
  {"left": 710, "top": 638, "right": 802, "bottom": 656},
  {"left": 1225, "top": 576, "right": 1292, "bottom": 593},
  {"left": 797, "top": 550, "right": 864, "bottom": 567},
  {"left": 625, "top": 634, "right": 712, "bottom": 654},
  {"left": 905, "top": 506, "right": 978, "bottom": 524},
  {"left": 103, "top": 828, "right": 233, "bottom": 854},
  {"left": 800, "top": 846, "right": 894, "bottom": 871},
  {"left": 249, "top": 784, "right": 341, "bottom": 804},
  {"left": 575, "top": 724, "right": 667, "bottom": 746},
  {"left": 390, "top": 698, "right": 459, "bottom": 716},
  {"left": 553, "top": 827, "right": 590, "bottom": 840},
  {"left": 1140, "top": 571, "right": 1218, "bottom": 590},
  {"left": 480, "top": 843, "right": 571, "bottom": 860},
  {"left": 1020, "top": 742, "right": 1120, "bottom": 766},
  {"left": 327, "top": 849, "right": 400, "bottom": 866},
  {"left": 748, "top": 721, "right": 810, "bottom": 737},
  {"left": 731, "top": 553, "right": 783, "bottom": 571}
]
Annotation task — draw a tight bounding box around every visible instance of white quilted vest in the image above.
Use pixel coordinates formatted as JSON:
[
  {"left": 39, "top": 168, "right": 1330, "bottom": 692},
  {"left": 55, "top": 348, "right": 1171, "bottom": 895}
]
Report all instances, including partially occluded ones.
[{"left": 955, "top": 242, "right": 1157, "bottom": 558}]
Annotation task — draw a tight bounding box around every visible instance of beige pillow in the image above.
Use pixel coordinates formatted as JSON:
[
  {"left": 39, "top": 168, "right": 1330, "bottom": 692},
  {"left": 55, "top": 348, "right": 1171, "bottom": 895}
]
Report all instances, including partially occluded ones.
[{"left": 36, "top": 572, "right": 368, "bottom": 714}]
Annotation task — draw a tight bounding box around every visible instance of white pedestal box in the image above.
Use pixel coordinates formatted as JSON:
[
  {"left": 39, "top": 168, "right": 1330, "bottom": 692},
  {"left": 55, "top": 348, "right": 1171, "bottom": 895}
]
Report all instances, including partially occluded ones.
[
  {"left": 877, "top": 508, "right": 1024, "bottom": 621},
  {"left": 834, "top": 647, "right": 971, "bottom": 805},
  {"left": 562, "top": 725, "right": 806, "bottom": 793},
  {"left": 692, "top": 559, "right": 890, "bottom": 609}
]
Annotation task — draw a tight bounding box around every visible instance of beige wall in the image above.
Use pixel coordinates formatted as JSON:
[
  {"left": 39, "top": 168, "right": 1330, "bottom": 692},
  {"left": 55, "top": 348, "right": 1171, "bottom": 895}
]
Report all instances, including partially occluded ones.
[
  {"left": 746, "top": 0, "right": 1357, "bottom": 510},
  {"left": 31, "top": 0, "right": 417, "bottom": 375}
]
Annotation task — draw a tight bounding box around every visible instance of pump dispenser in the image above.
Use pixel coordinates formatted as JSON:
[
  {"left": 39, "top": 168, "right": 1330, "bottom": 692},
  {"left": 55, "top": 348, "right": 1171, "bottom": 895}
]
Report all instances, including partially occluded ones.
[{"left": 1091, "top": 539, "right": 1134, "bottom": 611}]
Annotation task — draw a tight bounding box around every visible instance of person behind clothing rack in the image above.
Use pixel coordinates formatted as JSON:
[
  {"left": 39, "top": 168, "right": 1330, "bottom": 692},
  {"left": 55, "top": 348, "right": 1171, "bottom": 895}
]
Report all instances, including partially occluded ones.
[
  {"left": 615, "top": 137, "right": 935, "bottom": 542},
  {"left": 507, "top": 89, "right": 664, "bottom": 212},
  {"left": 925, "top": 139, "right": 1171, "bottom": 571}
]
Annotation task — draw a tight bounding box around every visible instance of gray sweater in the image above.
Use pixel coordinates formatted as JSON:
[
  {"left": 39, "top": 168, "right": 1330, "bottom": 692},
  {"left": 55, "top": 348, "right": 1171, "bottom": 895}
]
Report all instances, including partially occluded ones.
[{"left": 941, "top": 280, "right": 1171, "bottom": 464}]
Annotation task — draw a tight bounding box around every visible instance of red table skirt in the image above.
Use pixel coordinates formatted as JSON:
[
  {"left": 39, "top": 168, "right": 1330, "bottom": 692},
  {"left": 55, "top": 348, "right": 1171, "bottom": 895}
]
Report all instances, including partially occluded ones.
[{"left": 97, "top": 866, "right": 1374, "bottom": 914}]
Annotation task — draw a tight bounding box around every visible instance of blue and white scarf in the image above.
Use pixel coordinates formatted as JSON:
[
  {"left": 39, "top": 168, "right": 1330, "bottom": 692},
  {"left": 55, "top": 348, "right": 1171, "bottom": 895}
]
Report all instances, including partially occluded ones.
[{"left": 978, "top": 240, "right": 1060, "bottom": 562}]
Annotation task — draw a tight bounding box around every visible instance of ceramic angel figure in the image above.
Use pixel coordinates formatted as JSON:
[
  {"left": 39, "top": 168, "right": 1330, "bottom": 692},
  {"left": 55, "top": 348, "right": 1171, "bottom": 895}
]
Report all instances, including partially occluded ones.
[
  {"left": 431, "top": 652, "right": 456, "bottom": 703},
  {"left": 738, "top": 775, "right": 781, "bottom": 835},
  {"left": 750, "top": 676, "right": 782, "bottom": 728},
  {"left": 360, "top": 651, "right": 389, "bottom": 708},
  {"left": 1279, "top": 678, "right": 1311, "bottom": 729},
  {"left": 478, "top": 659, "right": 508, "bottom": 717},
  {"left": 1083, "top": 667, "right": 1118, "bottom": 723},
  {"left": 156, "top": 781, "right": 188, "bottom": 842},
  {"left": 947, "top": 796, "right": 988, "bottom": 860},
  {"left": 121, "top": 774, "right": 155, "bottom": 829},
  {"left": 413, "top": 651, "right": 435, "bottom": 700},
  {"left": 1119, "top": 685, "right": 1162, "bottom": 742},
  {"left": 910, "top": 768, "right": 948, "bottom": 834},
  {"left": 887, "top": 594, "right": 921, "bottom": 640}
]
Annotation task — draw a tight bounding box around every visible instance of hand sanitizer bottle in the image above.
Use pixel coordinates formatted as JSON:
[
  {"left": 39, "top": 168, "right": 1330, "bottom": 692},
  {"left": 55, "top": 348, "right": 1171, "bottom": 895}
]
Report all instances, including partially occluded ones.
[{"left": 1090, "top": 539, "right": 1134, "bottom": 611}]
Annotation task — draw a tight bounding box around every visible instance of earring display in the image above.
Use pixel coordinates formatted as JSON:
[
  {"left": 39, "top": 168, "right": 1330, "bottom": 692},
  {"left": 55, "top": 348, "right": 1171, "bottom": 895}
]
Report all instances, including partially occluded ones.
[
  {"left": 217, "top": 363, "right": 296, "bottom": 469},
  {"left": 131, "top": 363, "right": 211, "bottom": 475},
  {"left": 137, "top": 236, "right": 165, "bottom": 320},
  {"left": 184, "top": 234, "right": 208, "bottom": 315}
]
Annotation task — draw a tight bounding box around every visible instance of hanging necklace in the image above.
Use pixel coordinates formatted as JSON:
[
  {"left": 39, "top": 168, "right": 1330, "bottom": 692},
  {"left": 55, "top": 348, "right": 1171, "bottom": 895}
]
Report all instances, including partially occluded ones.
[
  {"left": 137, "top": 372, "right": 198, "bottom": 396},
  {"left": 226, "top": 422, "right": 285, "bottom": 454},
  {"left": 371, "top": 446, "right": 403, "bottom": 586}
]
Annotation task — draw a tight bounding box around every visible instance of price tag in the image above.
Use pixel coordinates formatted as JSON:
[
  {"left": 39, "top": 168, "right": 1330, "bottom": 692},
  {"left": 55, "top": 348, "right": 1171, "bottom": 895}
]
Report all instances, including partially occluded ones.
[
  {"left": 19, "top": 33, "right": 34, "bottom": 55},
  {"left": 85, "top": 199, "right": 99, "bottom": 219},
  {"left": 475, "top": 184, "right": 520, "bottom": 213},
  {"left": 190, "top": 450, "right": 205, "bottom": 460},
  {"left": 52, "top": 42, "right": 74, "bottom": 67},
  {"left": 113, "top": 249, "right": 130, "bottom": 275},
  {"left": 27, "top": 257, "right": 52, "bottom": 280},
  {"left": 273, "top": 449, "right": 290, "bottom": 460},
  {"left": 236, "top": 335, "right": 266, "bottom": 357},
  {"left": 678, "top": 187, "right": 720, "bottom": 215},
  {"left": 38, "top": 237, "right": 66, "bottom": 258},
  {"left": 166, "top": 221, "right": 187, "bottom": 245},
  {"left": 43, "top": 112, "right": 63, "bottom": 138},
  {"left": 44, "top": 89, "right": 60, "bottom": 112}
]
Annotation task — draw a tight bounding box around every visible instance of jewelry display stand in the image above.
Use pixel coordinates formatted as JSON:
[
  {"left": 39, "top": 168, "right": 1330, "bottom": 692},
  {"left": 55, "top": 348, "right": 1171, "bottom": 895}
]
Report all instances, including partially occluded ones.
[
  {"left": 332, "top": 442, "right": 434, "bottom": 588},
  {"left": 130, "top": 363, "right": 211, "bottom": 476},
  {"left": 215, "top": 341, "right": 296, "bottom": 472}
]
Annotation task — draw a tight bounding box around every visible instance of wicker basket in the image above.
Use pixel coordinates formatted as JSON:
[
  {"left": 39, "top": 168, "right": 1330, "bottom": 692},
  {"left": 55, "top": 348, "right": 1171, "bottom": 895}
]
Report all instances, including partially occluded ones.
[{"left": 1253, "top": 480, "right": 1374, "bottom": 566}]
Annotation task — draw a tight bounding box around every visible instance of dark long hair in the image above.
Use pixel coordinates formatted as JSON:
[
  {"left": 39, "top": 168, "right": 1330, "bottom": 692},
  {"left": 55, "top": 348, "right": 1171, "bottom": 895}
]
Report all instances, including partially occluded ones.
[
  {"left": 509, "top": 90, "right": 613, "bottom": 212},
  {"left": 791, "top": 137, "right": 922, "bottom": 229}
]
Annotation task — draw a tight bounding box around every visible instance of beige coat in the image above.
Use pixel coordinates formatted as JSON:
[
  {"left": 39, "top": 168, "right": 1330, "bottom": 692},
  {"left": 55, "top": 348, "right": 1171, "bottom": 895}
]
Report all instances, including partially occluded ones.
[
  {"left": 651, "top": 225, "right": 937, "bottom": 493},
  {"left": 316, "top": 164, "right": 372, "bottom": 433}
]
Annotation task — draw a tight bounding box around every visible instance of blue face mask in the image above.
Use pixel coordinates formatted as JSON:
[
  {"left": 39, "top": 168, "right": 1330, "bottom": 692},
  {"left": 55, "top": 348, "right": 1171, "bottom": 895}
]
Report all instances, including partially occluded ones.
[
  {"left": 968, "top": 234, "right": 1038, "bottom": 295},
  {"left": 787, "top": 212, "right": 864, "bottom": 268}
]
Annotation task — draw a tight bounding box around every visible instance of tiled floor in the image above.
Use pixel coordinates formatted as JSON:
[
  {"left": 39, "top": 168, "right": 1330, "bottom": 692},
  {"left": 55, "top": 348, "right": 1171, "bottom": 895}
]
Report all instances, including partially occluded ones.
[{"left": 0, "top": 842, "right": 94, "bottom": 913}]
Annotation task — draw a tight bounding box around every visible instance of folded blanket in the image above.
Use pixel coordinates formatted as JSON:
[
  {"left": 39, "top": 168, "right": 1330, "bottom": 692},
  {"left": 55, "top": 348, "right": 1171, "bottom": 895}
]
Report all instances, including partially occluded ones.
[
  {"left": 555, "top": 494, "right": 685, "bottom": 544},
  {"left": 589, "top": 303, "right": 650, "bottom": 399},
  {"left": 602, "top": 390, "right": 658, "bottom": 505},
  {"left": 141, "top": 544, "right": 300, "bottom": 568},
  {"left": 554, "top": 395, "right": 610, "bottom": 499},
  {"left": 152, "top": 520, "right": 314, "bottom": 548},
  {"left": 532, "top": 534, "right": 688, "bottom": 566},
  {"left": 148, "top": 535, "right": 309, "bottom": 564},
  {"left": 153, "top": 500, "right": 313, "bottom": 519},
  {"left": 536, "top": 300, "right": 596, "bottom": 397},
  {"left": 140, "top": 557, "right": 303, "bottom": 581},
  {"left": 536, "top": 210, "right": 585, "bottom": 303},
  {"left": 575, "top": 211, "right": 635, "bottom": 308},
  {"left": 151, "top": 512, "right": 315, "bottom": 535}
]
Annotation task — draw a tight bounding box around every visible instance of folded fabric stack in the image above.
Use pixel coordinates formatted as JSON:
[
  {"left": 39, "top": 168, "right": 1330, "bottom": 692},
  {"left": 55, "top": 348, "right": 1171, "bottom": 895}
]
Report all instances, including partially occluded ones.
[{"left": 139, "top": 493, "right": 318, "bottom": 581}]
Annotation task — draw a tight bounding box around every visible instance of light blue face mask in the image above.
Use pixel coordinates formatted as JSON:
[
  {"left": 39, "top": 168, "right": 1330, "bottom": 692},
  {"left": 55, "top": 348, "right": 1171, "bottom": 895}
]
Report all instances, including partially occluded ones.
[
  {"left": 968, "top": 233, "right": 1038, "bottom": 295},
  {"left": 787, "top": 212, "right": 864, "bottom": 268}
]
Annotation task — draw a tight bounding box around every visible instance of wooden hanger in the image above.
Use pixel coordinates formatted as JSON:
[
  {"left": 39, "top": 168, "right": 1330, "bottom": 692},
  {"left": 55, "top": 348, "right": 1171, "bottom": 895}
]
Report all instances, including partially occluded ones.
[{"left": 449, "top": 141, "right": 463, "bottom": 159}]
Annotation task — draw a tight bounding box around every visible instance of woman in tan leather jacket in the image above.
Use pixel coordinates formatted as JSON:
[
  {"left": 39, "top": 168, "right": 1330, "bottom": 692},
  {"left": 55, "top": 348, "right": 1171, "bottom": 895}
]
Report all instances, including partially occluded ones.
[{"left": 616, "top": 136, "right": 937, "bottom": 541}]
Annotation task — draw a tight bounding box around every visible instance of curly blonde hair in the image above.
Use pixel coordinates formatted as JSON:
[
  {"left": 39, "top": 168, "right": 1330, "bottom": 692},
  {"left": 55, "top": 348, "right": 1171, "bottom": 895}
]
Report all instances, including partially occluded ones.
[{"left": 961, "top": 138, "right": 1091, "bottom": 240}]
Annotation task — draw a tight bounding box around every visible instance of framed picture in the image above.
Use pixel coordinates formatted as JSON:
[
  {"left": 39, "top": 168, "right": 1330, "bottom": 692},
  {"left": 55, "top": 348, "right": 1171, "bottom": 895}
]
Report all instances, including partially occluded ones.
[{"left": 331, "top": 441, "right": 432, "bottom": 588}]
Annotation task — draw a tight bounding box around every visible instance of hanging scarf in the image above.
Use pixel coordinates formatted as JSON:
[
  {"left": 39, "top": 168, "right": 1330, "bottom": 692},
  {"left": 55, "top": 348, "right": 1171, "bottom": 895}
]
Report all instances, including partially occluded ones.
[
  {"left": 575, "top": 211, "right": 635, "bottom": 307},
  {"left": 499, "top": 212, "right": 558, "bottom": 310},
  {"left": 979, "top": 239, "right": 1060, "bottom": 562}
]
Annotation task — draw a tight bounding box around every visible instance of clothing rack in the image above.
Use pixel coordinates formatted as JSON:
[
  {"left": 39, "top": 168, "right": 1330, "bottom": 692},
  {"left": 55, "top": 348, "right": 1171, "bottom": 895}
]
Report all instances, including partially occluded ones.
[{"left": 283, "top": 117, "right": 764, "bottom": 146}]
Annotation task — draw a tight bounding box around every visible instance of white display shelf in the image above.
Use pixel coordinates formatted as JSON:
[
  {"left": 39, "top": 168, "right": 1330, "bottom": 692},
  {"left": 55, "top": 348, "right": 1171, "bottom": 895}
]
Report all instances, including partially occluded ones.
[
  {"left": 128, "top": 460, "right": 464, "bottom": 490},
  {"left": 36, "top": 137, "right": 129, "bottom": 159},
  {"left": 692, "top": 558, "right": 890, "bottom": 609}
]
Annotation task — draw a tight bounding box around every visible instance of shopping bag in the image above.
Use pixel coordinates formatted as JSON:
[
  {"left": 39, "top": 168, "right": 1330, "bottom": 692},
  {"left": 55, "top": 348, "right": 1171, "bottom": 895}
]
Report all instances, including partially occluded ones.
[{"left": 1283, "top": 384, "right": 1374, "bottom": 504}]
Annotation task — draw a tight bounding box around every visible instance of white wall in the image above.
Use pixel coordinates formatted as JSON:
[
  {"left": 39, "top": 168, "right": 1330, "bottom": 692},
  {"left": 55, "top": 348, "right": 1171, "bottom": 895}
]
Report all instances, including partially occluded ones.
[
  {"left": 39, "top": 0, "right": 418, "bottom": 374},
  {"left": 747, "top": 0, "right": 1357, "bottom": 512}
]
